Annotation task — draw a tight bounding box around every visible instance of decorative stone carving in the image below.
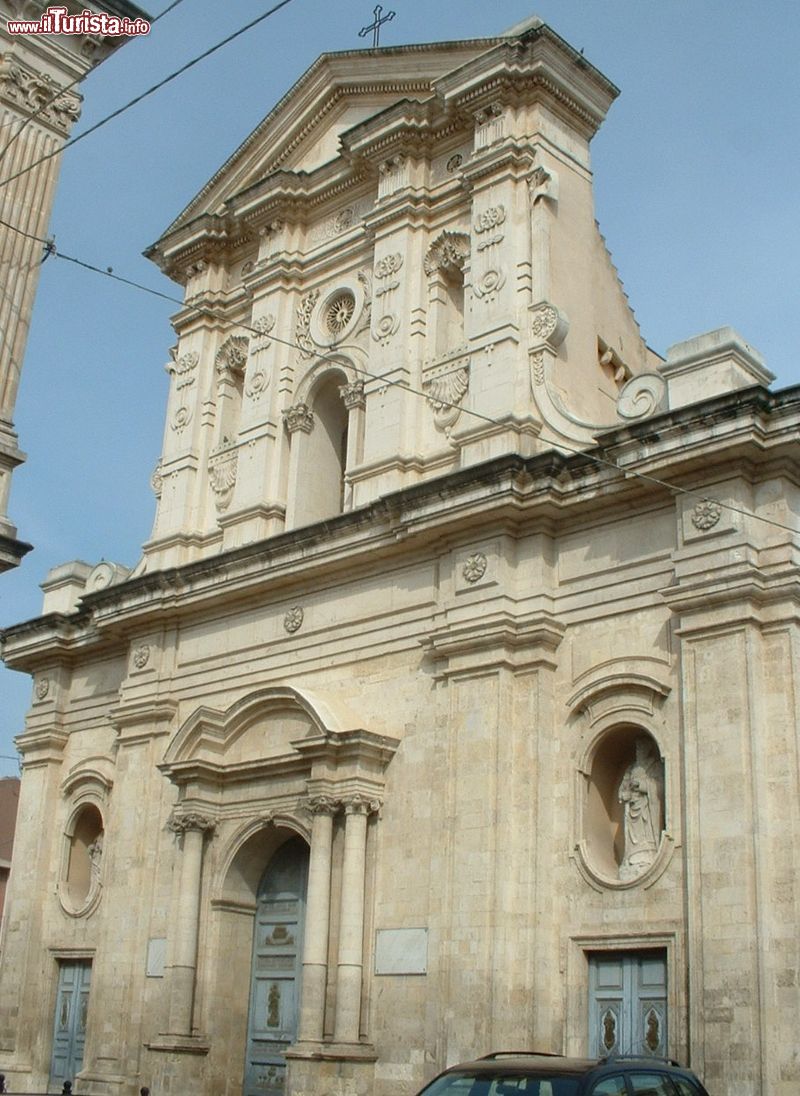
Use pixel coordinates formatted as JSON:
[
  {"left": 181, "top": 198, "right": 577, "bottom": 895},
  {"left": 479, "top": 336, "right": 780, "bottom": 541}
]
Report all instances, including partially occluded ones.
[
  {"left": 35, "top": 676, "right": 50, "bottom": 700},
  {"left": 462, "top": 552, "right": 488, "bottom": 584},
  {"left": 307, "top": 795, "right": 338, "bottom": 815},
  {"left": 474, "top": 102, "right": 504, "bottom": 150},
  {"left": 341, "top": 793, "right": 382, "bottom": 815},
  {"left": 296, "top": 289, "right": 320, "bottom": 357},
  {"left": 0, "top": 56, "right": 82, "bottom": 135},
  {"left": 340, "top": 381, "right": 366, "bottom": 411},
  {"left": 171, "top": 406, "right": 192, "bottom": 433},
  {"left": 529, "top": 302, "right": 569, "bottom": 347},
  {"left": 151, "top": 461, "right": 163, "bottom": 498},
  {"left": 472, "top": 205, "right": 506, "bottom": 302},
  {"left": 166, "top": 811, "right": 216, "bottom": 836},
  {"left": 618, "top": 737, "right": 663, "bottom": 882},
  {"left": 531, "top": 350, "right": 546, "bottom": 386},
  {"left": 528, "top": 165, "right": 559, "bottom": 207},
  {"left": 166, "top": 350, "right": 199, "bottom": 390},
  {"left": 423, "top": 363, "right": 470, "bottom": 434},
  {"left": 424, "top": 232, "right": 469, "bottom": 277},
  {"left": 251, "top": 313, "right": 276, "bottom": 350},
  {"left": 377, "top": 154, "right": 408, "bottom": 200},
  {"left": 372, "top": 253, "right": 403, "bottom": 344},
  {"left": 245, "top": 314, "right": 276, "bottom": 399},
  {"left": 215, "top": 335, "right": 248, "bottom": 376},
  {"left": 283, "top": 606, "right": 304, "bottom": 634},
  {"left": 208, "top": 442, "right": 238, "bottom": 511},
  {"left": 132, "top": 644, "right": 150, "bottom": 669},
  {"left": 87, "top": 833, "right": 103, "bottom": 887},
  {"left": 616, "top": 373, "right": 668, "bottom": 421},
  {"left": 691, "top": 498, "right": 722, "bottom": 532},
  {"left": 283, "top": 403, "right": 314, "bottom": 435}
]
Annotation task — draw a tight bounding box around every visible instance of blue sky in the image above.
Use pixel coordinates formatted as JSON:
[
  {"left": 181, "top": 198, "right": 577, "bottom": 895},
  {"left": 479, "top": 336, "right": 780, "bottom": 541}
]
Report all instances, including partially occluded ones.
[{"left": 0, "top": 0, "right": 798, "bottom": 768}]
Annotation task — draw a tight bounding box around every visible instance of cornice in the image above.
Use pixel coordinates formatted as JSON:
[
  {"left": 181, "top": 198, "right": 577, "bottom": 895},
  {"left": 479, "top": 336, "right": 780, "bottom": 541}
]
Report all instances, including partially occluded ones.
[{"left": 3, "top": 385, "right": 798, "bottom": 667}]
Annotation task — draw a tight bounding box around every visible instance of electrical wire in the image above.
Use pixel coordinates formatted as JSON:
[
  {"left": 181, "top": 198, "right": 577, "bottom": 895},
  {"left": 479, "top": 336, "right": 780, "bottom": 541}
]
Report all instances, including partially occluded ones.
[
  {"left": 52, "top": 247, "right": 799, "bottom": 537},
  {"left": 0, "top": 0, "right": 298, "bottom": 192},
  {"left": 0, "top": 0, "right": 191, "bottom": 165}
]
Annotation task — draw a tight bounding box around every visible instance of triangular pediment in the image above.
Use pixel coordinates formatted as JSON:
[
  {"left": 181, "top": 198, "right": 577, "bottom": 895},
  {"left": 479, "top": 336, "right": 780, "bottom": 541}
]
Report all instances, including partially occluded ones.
[{"left": 158, "top": 40, "right": 498, "bottom": 241}]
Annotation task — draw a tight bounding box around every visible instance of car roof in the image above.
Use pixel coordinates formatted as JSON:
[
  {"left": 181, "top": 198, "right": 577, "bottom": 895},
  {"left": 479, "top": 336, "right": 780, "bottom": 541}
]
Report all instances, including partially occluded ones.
[{"left": 443, "top": 1054, "right": 603, "bottom": 1076}]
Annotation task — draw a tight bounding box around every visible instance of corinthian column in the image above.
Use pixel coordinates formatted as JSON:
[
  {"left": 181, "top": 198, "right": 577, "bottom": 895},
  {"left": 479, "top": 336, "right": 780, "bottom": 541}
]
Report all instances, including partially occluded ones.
[
  {"left": 333, "top": 796, "right": 378, "bottom": 1044},
  {"left": 297, "top": 796, "right": 337, "bottom": 1042},
  {"left": 165, "top": 811, "right": 215, "bottom": 1035}
]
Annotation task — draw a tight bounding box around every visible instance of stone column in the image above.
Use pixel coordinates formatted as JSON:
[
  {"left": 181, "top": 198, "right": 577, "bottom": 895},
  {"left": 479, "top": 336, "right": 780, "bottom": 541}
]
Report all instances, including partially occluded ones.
[
  {"left": 333, "top": 796, "right": 376, "bottom": 1044},
  {"left": 165, "top": 811, "right": 215, "bottom": 1035},
  {"left": 297, "top": 796, "right": 337, "bottom": 1042}
]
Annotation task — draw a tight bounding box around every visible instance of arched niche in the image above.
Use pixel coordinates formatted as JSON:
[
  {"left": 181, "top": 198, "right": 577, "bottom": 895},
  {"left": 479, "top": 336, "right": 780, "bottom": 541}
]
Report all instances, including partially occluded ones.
[
  {"left": 292, "top": 367, "right": 350, "bottom": 527},
  {"left": 59, "top": 802, "right": 104, "bottom": 917}
]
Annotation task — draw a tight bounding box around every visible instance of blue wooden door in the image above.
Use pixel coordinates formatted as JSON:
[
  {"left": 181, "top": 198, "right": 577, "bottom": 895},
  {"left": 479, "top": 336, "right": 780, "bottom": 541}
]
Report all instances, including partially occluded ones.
[
  {"left": 244, "top": 838, "right": 309, "bottom": 1096},
  {"left": 589, "top": 951, "right": 667, "bottom": 1058},
  {"left": 50, "top": 961, "right": 91, "bottom": 1089}
]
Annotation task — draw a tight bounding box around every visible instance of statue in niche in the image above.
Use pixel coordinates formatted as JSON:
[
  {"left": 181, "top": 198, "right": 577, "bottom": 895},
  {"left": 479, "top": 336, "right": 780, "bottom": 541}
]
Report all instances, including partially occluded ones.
[
  {"left": 87, "top": 832, "right": 104, "bottom": 888},
  {"left": 618, "top": 737, "right": 663, "bottom": 880}
]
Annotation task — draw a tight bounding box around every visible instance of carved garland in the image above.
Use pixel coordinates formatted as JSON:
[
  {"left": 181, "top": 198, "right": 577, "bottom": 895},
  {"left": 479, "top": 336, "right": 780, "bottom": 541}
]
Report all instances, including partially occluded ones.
[
  {"left": 372, "top": 252, "right": 403, "bottom": 345},
  {"left": 472, "top": 205, "right": 506, "bottom": 302}
]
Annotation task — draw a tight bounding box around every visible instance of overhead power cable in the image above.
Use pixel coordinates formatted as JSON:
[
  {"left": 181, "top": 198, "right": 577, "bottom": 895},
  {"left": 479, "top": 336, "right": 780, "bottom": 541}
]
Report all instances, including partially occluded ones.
[
  {"left": 51, "top": 247, "right": 799, "bottom": 538},
  {"left": 0, "top": 0, "right": 298, "bottom": 192},
  {"left": 0, "top": 0, "right": 190, "bottom": 165}
]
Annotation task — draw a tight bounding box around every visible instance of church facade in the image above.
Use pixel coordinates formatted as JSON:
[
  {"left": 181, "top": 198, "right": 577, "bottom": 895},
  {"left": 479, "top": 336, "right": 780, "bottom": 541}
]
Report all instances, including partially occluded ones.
[{"left": 1, "top": 19, "right": 798, "bottom": 1096}]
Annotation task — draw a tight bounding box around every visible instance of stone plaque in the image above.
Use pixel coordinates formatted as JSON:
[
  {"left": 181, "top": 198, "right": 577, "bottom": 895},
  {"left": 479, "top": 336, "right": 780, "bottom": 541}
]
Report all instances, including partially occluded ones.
[
  {"left": 146, "top": 937, "right": 167, "bottom": 977},
  {"left": 375, "top": 928, "right": 428, "bottom": 975}
]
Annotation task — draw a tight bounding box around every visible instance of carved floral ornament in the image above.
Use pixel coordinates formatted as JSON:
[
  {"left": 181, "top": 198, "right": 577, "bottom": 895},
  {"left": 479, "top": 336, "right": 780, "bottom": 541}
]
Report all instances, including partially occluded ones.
[
  {"left": 529, "top": 302, "right": 569, "bottom": 348},
  {"left": 167, "top": 811, "right": 216, "bottom": 836},
  {"left": 283, "top": 606, "right": 304, "bottom": 634},
  {"left": 283, "top": 402, "right": 314, "bottom": 435},
  {"left": 691, "top": 498, "right": 722, "bottom": 531},
  {"left": 339, "top": 381, "right": 366, "bottom": 410},
  {"left": 462, "top": 552, "right": 488, "bottom": 584},
  {"left": 472, "top": 206, "right": 506, "bottom": 302},
  {"left": 423, "top": 364, "right": 470, "bottom": 435},
  {"left": 0, "top": 56, "right": 81, "bottom": 134},
  {"left": 215, "top": 335, "right": 249, "bottom": 376},
  {"left": 423, "top": 232, "right": 469, "bottom": 277},
  {"left": 373, "top": 253, "right": 403, "bottom": 345},
  {"left": 167, "top": 350, "right": 199, "bottom": 389},
  {"left": 306, "top": 794, "right": 381, "bottom": 817},
  {"left": 151, "top": 460, "right": 163, "bottom": 498}
]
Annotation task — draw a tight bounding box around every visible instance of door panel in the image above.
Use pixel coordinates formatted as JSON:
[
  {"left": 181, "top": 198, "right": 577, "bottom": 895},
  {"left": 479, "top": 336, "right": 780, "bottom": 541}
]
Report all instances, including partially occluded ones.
[
  {"left": 589, "top": 951, "right": 667, "bottom": 1058},
  {"left": 244, "top": 838, "right": 309, "bottom": 1096},
  {"left": 50, "top": 961, "right": 91, "bottom": 1089}
]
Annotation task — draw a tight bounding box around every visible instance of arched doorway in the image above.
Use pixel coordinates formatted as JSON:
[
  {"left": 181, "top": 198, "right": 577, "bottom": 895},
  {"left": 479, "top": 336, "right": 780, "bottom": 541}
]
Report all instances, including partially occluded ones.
[{"left": 244, "top": 836, "right": 309, "bottom": 1096}]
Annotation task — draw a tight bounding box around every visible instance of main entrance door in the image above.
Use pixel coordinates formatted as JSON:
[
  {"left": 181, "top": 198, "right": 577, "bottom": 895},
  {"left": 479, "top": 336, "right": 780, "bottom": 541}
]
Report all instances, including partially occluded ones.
[
  {"left": 244, "top": 837, "right": 309, "bottom": 1096},
  {"left": 589, "top": 950, "right": 667, "bottom": 1058},
  {"left": 50, "top": 960, "right": 91, "bottom": 1090}
]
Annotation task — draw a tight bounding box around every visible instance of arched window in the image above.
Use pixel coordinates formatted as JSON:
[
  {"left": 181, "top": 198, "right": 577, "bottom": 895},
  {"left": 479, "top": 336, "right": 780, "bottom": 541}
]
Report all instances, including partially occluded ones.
[{"left": 287, "top": 370, "right": 350, "bottom": 527}]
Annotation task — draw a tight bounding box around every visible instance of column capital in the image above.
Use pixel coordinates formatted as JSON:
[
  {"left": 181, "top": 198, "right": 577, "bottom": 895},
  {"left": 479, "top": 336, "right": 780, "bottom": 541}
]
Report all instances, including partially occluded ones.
[
  {"left": 306, "top": 794, "right": 338, "bottom": 816},
  {"left": 341, "top": 794, "right": 381, "bottom": 817},
  {"left": 283, "top": 402, "right": 314, "bottom": 434},
  {"left": 167, "top": 810, "right": 216, "bottom": 836}
]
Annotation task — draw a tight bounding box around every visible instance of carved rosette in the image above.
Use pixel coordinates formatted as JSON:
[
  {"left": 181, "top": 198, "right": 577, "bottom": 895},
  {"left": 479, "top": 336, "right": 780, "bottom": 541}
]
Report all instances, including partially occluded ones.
[
  {"left": 283, "top": 607, "right": 304, "bottom": 634},
  {"left": 167, "top": 811, "right": 216, "bottom": 836},
  {"left": 472, "top": 205, "right": 506, "bottom": 302},
  {"left": 132, "top": 644, "right": 150, "bottom": 670},
  {"left": 296, "top": 290, "right": 320, "bottom": 358},
  {"left": 691, "top": 499, "right": 722, "bottom": 532},
  {"left": 529, "top": 302, "right": 569, "bottom": 347},
  {"left": 208, "top": 443, "right": 238, "bottom": 511},
  {"left": 462, "top": 552, "right": 488, "bottom": 584},
  {"left": 422, "top": 362, "right": 470, "bottom": 435},
  {"left": 283, "top": 403, "right": 314, "bottom": 435},
  {"left": 372, "top": 253, "right": 403, "bottom": 345},
  {"left": 339, "top": 381, "right": 366, "bottom": 411},
  {"left": 0, "top": 56, "right": 82, "bottom": 135},
  {"left": 246, "top": 314, "right": 276, "bottom": 399},
  {"left": 424, "top": 232, "right": 470, "bottom": 278}
]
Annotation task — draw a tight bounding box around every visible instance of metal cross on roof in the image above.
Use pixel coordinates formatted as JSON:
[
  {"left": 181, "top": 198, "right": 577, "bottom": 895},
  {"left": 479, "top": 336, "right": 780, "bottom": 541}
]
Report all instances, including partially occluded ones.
[{"left": 359, "top": 4, "right": 395, "bottom": 47}]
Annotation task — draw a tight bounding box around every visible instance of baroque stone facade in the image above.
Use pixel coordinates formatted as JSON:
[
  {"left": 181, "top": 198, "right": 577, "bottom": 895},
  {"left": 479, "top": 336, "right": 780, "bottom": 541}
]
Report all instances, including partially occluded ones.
[
  {"left": 0, "top": 20, "right": 797, "bottom": 1096},
  {"left": 0, "top": 0, "right": 148, "bottom": 570}
]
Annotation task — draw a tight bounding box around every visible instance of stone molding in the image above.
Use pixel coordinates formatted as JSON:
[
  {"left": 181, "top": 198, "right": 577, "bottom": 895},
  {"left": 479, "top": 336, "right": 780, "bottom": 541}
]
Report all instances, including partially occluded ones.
[{"left": 0, "top": 55, "right": 81, "bottom": 135}]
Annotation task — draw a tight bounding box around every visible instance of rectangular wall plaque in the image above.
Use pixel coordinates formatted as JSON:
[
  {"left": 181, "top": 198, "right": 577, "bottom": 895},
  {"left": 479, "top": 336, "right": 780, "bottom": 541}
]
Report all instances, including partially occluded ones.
[{"left": 375, "top": 928, "right": 428, "bottom": 975}]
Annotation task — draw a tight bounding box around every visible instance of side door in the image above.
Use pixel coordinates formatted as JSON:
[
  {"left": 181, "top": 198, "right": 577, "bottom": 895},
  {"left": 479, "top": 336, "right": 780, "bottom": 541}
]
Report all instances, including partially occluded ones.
[
  {"left": 50, "top": 960, "right": 91, "bottom": 1089},
  {"left": 588, "top": 951, "right": 667, "bottom": 1058}
]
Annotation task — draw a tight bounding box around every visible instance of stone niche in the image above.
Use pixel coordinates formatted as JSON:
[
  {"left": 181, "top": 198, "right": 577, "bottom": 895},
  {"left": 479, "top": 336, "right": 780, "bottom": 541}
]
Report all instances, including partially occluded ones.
[
  {"left": 60, "top": 803, "right": 104, "bottom": 916},
  {"left": 583, "top": 726, "right": 665, "bottom": 886}
]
